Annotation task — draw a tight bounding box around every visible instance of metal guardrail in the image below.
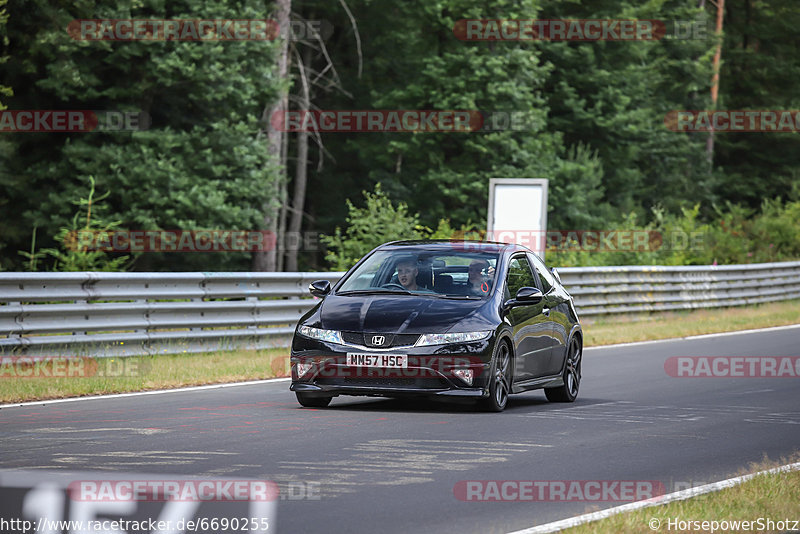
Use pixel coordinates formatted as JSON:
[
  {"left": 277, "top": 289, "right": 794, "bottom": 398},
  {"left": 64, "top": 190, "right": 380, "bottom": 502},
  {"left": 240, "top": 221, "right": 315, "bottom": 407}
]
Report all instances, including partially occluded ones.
[
  {"left": 1, "top": 261, "right": 799, "bottom": 357},
  {"left": 0, "top": 272, "right": 343, "bottom": 357},
  {"left": 558, "top": 261, "right": 800, "bottom": 315}
]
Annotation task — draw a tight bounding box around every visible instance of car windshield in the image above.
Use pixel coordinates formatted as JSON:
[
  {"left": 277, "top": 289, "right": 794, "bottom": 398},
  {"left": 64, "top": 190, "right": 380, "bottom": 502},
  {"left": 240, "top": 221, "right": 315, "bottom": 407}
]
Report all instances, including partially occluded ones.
[{"left": 336, "top": 247, "right": 499, "bottom": 299}]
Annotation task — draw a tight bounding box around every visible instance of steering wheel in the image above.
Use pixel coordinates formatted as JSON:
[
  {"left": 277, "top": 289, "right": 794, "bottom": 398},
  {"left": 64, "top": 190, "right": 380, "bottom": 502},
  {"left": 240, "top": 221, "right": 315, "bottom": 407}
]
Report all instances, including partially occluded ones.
[{"left": 381, "top": 283, "right": 408, "bottom": 290}]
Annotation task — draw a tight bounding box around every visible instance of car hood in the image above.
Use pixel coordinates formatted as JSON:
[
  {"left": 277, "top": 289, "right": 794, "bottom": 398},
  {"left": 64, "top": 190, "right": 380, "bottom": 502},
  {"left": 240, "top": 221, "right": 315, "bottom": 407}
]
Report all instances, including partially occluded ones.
[{"left": 317, "top": 294, "right": 489, "bottom": 333}]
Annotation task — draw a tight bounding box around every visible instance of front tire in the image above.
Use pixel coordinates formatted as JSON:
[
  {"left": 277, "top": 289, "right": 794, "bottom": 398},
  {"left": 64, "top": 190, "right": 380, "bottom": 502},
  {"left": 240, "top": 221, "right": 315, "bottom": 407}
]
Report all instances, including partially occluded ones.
[
  {"left": 295, "top": 392, "right": 332, "bottom": 408},
  {"left": 479, "top": 341, "right": 512, "bottom": 412},
  {"left": 545, "top": 336, "right": 581, "bottom": 403}
]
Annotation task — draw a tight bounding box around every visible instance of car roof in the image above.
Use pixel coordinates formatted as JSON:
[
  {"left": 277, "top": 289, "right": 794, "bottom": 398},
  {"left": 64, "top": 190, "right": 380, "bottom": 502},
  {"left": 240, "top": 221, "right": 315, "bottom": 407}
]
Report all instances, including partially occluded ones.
[{"left": 380, "top": 239, "right": 532, "bottom": 255}]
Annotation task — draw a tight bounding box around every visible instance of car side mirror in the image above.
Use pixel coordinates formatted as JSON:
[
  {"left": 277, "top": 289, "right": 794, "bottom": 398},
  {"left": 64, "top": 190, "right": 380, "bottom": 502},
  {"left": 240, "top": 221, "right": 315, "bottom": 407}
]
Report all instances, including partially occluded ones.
[
  {"left": 309, "top": 280, "right": 332, "bottom": 298},
  {"left": 550, "top": 267, "right": 562, "bottom": 284},
  {"left": 502, "top": 286, "right": 543, "bottom": 314},
  {"left": 515, "top": 286, "right": 543, "bottom": 304}
]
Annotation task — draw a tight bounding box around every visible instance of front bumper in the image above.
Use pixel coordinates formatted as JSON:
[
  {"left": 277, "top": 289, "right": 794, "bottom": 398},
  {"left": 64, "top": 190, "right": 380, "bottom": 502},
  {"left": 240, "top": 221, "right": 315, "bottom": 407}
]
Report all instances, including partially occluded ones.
[{"left": 289, "top": 334, "right": 494, "bottom": 398}]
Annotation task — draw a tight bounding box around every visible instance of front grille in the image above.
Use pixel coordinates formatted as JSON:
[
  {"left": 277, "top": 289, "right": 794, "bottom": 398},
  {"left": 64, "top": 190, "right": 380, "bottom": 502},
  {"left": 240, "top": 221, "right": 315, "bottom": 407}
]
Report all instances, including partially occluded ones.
[
  {"left": 316, "top": 376, "right": 449, "bottom": 389},
  {"left": 341, "top": 331, "right": 365, "bottom": 344},
  {"left": 393, "top": 333, "right": 422, "bottom": 346},
  {"left": 340, "top": 332, "right": 420, "bottom": 348},
  {"left": 315, "top": 365, "right": 448, "bottom": 389}
]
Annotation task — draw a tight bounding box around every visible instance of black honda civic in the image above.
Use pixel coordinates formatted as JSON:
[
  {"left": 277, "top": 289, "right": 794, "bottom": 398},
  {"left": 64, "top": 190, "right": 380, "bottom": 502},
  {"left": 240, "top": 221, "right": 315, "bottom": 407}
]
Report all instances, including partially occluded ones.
[{"left": 289, "top": 240, "right": 582, "bottom": 411}]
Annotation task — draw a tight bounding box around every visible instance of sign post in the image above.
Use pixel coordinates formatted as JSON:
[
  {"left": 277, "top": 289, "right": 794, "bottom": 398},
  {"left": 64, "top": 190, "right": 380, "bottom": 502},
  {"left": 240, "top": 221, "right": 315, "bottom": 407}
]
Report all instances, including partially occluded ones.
[{"left": 486, "top": 178, "right": 549, "bottom": 258}]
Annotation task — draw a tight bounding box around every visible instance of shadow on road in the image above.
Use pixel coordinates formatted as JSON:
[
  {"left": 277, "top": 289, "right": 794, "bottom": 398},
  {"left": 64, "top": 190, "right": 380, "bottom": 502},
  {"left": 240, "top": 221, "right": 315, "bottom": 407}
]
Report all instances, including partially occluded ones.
[{"left": 295, "top": 393, "right": 615, "bottom": 415}]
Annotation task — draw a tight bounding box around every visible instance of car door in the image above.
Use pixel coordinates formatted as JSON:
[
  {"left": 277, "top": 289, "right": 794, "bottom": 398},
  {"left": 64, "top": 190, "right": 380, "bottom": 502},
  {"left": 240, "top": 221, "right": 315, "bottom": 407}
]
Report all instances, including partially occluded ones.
[
  {"left": 528, "top": 252, "right": 568, "bottom": 376},
  {"left": 504, "top": 254, "right": 555, "bottom": 383}
]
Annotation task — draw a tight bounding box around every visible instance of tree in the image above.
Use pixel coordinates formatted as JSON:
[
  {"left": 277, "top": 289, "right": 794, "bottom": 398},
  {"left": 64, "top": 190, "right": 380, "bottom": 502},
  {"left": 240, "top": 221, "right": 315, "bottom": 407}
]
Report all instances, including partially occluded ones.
[
  {"left": 321, "top": 184, "right": 427, "bottom": 270},
  {"left": 0, "top": 0, "right": 11, "bottom": 109},
  {"left": 537, "top": 0, "right": 716, "bottom": 219},
  {"left": 20, "top": 176, "right": 134, "bottom": 271},
  {"left": 253, "top": 0, "right": 291, "bottom": 272},
  {"left": 712, "top": 0, "right": 800, "bottom": 208},
  {"left": 0, "top": 0, "right": 282, "bottom": 272}
]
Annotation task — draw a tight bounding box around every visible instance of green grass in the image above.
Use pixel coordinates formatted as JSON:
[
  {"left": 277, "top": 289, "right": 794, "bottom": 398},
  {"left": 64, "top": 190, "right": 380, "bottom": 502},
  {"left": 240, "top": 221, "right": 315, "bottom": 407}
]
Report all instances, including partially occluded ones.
[
  {"left": 0, "top": 348, "right": 290, "bottom": 404},
  {"left": 562, "top": 456, "right": 800, "bottom": 534},
  {"left": 1, "top": 299, "right": 799, "bottom": 404}
]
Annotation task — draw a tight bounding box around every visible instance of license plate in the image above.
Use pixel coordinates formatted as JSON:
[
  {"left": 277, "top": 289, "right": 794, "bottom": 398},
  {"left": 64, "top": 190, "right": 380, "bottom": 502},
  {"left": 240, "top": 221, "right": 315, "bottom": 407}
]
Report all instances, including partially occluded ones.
[{"left": 346, "top": 353, "right": 408, "bottom": 368}]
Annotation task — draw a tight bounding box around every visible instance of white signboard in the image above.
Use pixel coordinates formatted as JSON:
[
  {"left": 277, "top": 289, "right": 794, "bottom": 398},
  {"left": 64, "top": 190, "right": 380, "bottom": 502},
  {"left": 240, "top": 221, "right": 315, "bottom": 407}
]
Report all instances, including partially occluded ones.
[{"left": 486, "top": 178, "right": 549, "bottom": 258}]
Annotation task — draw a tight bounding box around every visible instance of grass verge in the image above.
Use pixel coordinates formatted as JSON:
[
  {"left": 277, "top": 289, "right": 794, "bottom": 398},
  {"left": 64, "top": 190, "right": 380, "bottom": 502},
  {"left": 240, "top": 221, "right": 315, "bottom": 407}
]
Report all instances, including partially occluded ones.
[
  {"left": 0, "top": 348, "right": 290, "bottom": 404},
  {"left": 561, "top": 455, "right": 800, "bottom": 534},
  {"left": 1, "top": 299, "right": 798, "bottom": 404},
  {"left": 583, "top": 298, "right": 800, "bottom": 346}
]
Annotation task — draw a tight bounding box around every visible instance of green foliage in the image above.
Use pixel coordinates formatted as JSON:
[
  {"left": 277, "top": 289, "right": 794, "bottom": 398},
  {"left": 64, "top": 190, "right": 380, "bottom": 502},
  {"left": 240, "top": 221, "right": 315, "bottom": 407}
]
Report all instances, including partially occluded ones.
[
  {"left": 426, "top": 218, "right": 457, "bottom": 240},
  {"left": 546, "top": 199, "right": 800, "bottom": 267},
  {"left": 2, "top": 0, "right": 798, "bottom": 272},
  {"left": 0, "top": 0, "right": 11, "bottom": 110},
  {"left": 0, "top": 0, "right": 281, "bottom": 271},
  {"left": 320, "top": 184, "right": 428, "bottom": 271},
  {"left": 548, "top": 142, "right": 613, "bottom": 228},
  {"left": 323, "top": 194, "right": 800, "bottom": 270},
  {"left": 707, "top": 199, "right": 800, "bottom": 265},
  {"left": 713, "top": 0, "right": 800, "bottom": 207},
  {"left": 306, "top": 0, "right": 575, "bottom": 234},
  {"left": 538, "top": 0, "right": 716, "bottom": 219},
  {"left": 19, "top": 177, "right": 133, "bottom": 271}
]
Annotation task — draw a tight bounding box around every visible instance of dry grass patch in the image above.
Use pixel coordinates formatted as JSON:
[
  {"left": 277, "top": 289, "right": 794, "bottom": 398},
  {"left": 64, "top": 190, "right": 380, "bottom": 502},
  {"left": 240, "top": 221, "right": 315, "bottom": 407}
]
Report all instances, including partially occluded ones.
[{"left": 0, "top": 348, "right": 290, "bottom": 404}]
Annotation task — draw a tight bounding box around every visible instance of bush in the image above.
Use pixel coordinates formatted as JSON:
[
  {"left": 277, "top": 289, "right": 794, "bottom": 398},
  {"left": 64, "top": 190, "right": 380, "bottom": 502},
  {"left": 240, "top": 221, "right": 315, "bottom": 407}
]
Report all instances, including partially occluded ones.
[
  {"left": 546, "top": 199, "right": 800, "bottom": 267},
  {"left": 19, "top": 177, "right": 133, "bottom": 271},
  {"left": 323, "top": 186, "right": 800, "bottom": 270},
  {"left": 320, "top": 184, "right": 428, "bottom": 271}
]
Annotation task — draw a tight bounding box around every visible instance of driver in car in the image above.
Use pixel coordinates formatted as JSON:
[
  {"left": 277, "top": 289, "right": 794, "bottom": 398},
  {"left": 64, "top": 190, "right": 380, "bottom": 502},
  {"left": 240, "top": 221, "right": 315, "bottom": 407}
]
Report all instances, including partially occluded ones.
[
  {"left": 468, "top": 259, "right": 494, "bottom": 296},
  {"left": 396, "top": 257, "right": 420, "bottom": 291}
]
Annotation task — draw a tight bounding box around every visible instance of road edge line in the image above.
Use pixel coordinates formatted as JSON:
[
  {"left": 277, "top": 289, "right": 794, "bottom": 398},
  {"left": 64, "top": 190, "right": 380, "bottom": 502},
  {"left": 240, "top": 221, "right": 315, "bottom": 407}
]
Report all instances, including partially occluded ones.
[
  {"left": 3, "top": 323, "right": 798, "bottom": 409},
  {"left": 507, "top": 461, "right": 800, "bottom": 534},
  {"left": 0, "top": 377, "right": 292, "bottom": 409}
]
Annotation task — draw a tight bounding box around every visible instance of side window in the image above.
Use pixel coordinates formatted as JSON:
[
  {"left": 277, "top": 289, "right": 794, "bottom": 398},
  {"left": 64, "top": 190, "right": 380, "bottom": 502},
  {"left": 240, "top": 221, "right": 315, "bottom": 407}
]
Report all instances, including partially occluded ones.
[
  {"left": 505, "top": 255, "right": 536, "bottom": 298},
  {"left": 528, "top": 253, "right": 555, "bottom": 293}
]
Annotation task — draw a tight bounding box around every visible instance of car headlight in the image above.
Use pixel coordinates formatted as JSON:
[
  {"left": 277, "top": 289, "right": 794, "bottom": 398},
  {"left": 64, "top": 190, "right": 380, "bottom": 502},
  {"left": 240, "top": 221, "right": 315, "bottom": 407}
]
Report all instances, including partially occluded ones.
[
  {"left": 297, "top": 325, "right": 343, "bottom": 344},
  {"left": 414, "top": 331, "right": 491, "bottom": 346}
]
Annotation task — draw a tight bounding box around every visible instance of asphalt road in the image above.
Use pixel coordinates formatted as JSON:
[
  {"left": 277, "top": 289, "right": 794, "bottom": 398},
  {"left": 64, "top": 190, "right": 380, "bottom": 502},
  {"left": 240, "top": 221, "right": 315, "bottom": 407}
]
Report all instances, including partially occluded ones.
[{"left": 1, "top": 325, "right": 799, "bottom": 533}]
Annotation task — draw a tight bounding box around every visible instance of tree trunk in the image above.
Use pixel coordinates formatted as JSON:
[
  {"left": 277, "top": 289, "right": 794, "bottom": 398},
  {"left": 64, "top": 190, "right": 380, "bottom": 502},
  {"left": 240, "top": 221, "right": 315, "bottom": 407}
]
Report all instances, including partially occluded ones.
[
  {"left": 253, "top": 0, "right": 291, "bottom": 272},
  {"left": 277, "top": 121, "right": 289, "bottom": 272},
  {"left": 285, "top": 45, "right": 311, "bottom": 272},
  {"left": 706, "top": 0, "right": 725, "bottom": 165}
]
